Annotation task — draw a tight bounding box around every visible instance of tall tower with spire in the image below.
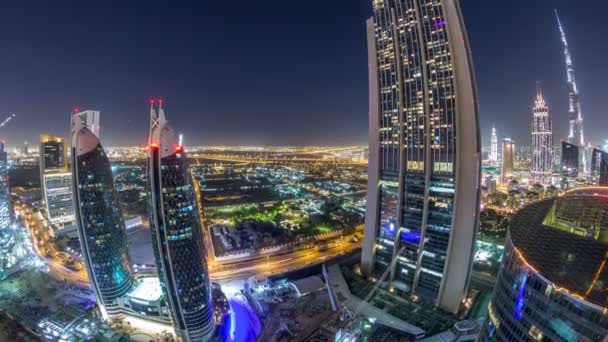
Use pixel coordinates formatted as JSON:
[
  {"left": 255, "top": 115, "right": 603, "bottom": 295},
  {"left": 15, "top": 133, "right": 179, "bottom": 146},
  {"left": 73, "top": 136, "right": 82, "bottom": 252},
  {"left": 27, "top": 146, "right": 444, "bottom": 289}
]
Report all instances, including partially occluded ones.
[
  {"left": 490, "top": 125, "right": 498, "bottom": 163},
  {"left": 531, "top": 83, "right": 553, "bottom": 185},
  {"left": 556, "top": 10, "right": 586, "bottom": 173},
  {"left": 147, "top": 99, "right": 214, "bottom": 341}
]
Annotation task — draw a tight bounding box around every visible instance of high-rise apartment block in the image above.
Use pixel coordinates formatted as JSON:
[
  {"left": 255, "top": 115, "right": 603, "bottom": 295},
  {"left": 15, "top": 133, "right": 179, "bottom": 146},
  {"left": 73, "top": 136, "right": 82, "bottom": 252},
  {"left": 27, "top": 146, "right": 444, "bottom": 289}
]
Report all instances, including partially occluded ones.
[
  {"left": 501, "top": 138, "right": 515, "bottom": 184},
  {"left": 490, "top": 125, "right": 498, "bottom": 164},
  {"left": 40, "top": 134, "right": 74, "bottom": 226},
  {"left": 0, "top": 143, "right": 11, "bottom": 230},
  {"left": 362, "top": 0, "right": 481, "bottom": 314}
]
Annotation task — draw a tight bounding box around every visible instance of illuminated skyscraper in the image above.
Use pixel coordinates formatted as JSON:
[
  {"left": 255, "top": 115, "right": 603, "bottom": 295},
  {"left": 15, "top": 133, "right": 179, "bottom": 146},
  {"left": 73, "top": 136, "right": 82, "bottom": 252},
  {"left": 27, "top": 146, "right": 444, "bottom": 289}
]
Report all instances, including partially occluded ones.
[
  {"left": 601, "top": 156, "right": 608, "bottom": 186},
  {"left": 479, "top": 188, "right": 608, "bottom": 340},
  {"left": 40, "top": 135, "right": 74, "bottom": 227},
  {"left": 0, "top": 144, "right": 11, "bottom": 230},
  {"left": 43, "top": 172, "right": 74, "bottom": 228},
  {"left": 40, "top": 135, "right": 67, "bottom": 173},
  {"left": 148, "top": 100, "right": 214, "bottom": 341},
  {"left": 490, "top": 125, "right": 498, "bottom": 163},
  {"left": 0, "top": 142, "right": 32, "bottom": 280},
  {"left": 531, "top": 85, "right": 553, "bottom": 185},
  {"left": 556, "top": 11, "right": 586, "bottom": 173},
  {"left": 591, "top": 148, "right": 608, "bottom": 186},
  {"left": 361, "top": 0, "right": 481, "bottom": 313},
  {"left": 501, "top": 138, "right": 514, "bottom": 184},
  {"left": 71, "top": 114, "right": 134, "bottom": 318},
  {"left": 561, "top": 141, "right": 579, "bottom": 178}
]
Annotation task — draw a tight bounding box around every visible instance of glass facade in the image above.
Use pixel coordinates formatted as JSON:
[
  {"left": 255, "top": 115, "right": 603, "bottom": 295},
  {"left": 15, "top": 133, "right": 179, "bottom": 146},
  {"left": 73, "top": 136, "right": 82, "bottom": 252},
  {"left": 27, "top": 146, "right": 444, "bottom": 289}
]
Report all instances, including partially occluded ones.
[
  {"left": 479, "top": 194, "right": 608, "bottom": 341},
  {"left": 148, "top": 106, "right": 214, "bottom": 341},
  {"left": 40, "top": 135, "right": 74, "bottom": 226},
  {"left": 40, "top": 137, "right": 66, "bottom": 172},
  {"left": 363, "top": 0, "right": 480, "bottom": 313},
  {"left": 480, "top": 239, "right": 608, "bottom": 341},
  {"left": 43, "top": 173, "right": 75, "bottom": 225},
  {"left": 591, "top": 148, "right": 608, "bottom": 186},
  {"left": 502, "top": 138, "right": 515, "bottom": 184},
  {"left": 561, "top": 141, "right": 579, "bottom": 178},
  {"left": 72, "top": 128, "right": 134, "bottom": 317}
]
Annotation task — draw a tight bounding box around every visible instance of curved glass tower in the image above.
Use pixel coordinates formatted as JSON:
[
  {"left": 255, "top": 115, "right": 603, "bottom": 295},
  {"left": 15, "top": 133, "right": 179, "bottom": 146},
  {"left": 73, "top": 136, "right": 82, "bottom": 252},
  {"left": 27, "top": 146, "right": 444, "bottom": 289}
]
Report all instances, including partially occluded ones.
[
  {"left": 361, "top": 0, "right": 481, "bottom": 314},
  {"left": 71, "top": 121, "right": 134, "bottom": 318},
  {"left": 479, "top": 188, "right": 608, "bottom": 340},
  {"left": 148, "top": 100, "right": 214, "bottom": 341}
]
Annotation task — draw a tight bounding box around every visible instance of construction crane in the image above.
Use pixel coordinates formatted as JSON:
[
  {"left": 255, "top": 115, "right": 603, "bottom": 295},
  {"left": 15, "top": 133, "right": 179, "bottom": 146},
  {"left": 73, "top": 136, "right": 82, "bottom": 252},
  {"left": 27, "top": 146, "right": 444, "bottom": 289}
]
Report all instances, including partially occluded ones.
[{"left": 0, "top": 114, "right": 15, "bottom": 129}]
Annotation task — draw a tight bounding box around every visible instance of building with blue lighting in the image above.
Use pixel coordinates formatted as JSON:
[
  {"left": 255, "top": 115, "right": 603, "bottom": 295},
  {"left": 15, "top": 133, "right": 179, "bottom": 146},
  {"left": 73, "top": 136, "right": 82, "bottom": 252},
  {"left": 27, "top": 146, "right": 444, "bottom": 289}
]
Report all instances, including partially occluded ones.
[
  {"left": 0, "top": 142, "right": 33, "bottom": 280},
  {"left": 361, "top": 0, "right": 481, "bottom": 314},
  {"left": 148, "top": 100, "right": 214, "bottom": 341},
  {"left": 71, "top": 115, "right": 135, "bottom": 318},
  {"left": 0, "top": 143, "right": 11, "bottom": 230},
  {"left": 479, "top": 187, "right": 608, "bottom": 340}
]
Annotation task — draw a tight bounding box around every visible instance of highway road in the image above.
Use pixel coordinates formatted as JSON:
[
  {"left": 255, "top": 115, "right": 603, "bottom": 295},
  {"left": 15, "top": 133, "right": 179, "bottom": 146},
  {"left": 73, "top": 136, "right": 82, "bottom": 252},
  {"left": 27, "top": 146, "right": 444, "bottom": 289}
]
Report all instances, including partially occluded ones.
[
  {"left": 209, "top": 234, "right": 361, "bottom": 281},
  {"left": 14, "top": 200, "right": 89, "bottom": 285},
  {"left": 17, "top": 196, "right": 363, "bottom": 285}
]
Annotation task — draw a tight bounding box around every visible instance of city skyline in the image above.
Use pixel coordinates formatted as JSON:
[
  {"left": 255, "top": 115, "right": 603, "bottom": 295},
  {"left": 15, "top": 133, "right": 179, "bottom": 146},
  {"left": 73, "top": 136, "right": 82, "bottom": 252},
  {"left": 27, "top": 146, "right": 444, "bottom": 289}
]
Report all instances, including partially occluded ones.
[
  {"left": 0, "top": 1, "right": 607, "bottom": 340},
  {"left": 0, "top": 1, "right": 607, "bottom": 147}
]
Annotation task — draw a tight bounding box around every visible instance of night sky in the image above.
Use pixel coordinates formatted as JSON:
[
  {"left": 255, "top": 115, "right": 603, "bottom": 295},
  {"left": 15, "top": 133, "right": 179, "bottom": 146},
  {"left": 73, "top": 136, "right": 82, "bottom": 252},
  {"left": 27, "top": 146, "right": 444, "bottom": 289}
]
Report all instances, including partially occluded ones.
[{"left": 0, "top": 1, "right": 606, "bottom": 147}]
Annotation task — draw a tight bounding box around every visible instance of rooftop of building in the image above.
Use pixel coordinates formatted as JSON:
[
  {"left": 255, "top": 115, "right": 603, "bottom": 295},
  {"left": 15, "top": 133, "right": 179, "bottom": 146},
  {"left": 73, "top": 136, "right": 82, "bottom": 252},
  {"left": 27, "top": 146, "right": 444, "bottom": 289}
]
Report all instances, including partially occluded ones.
[
  {"left": 127, "top": 277, "right": 163, "bottom": 303},
  {"left": 545, "top": 187, "right": 608, "bottom": 242},
  {"left": 509, "top": 187, "right": 608, "bottom": 309}
]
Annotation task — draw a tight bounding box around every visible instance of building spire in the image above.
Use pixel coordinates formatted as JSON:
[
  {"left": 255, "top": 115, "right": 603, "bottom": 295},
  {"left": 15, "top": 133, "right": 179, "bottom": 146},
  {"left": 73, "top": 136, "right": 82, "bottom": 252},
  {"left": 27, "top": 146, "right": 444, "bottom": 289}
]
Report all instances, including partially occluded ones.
[
  {"left": 555, "top": 10, "right": 565, "bottom": 46},
  {"left": 555, "top": 10, "right": 586, "bottom": 172},
  {"left": 535, "top": 81, "right": 546, "bottom": 106},
  {"left": 158, "top": 98, "right": 166, "bottom": 123},
  {"left": 149, "top": 98, "right": 157, "bottom": 120}
]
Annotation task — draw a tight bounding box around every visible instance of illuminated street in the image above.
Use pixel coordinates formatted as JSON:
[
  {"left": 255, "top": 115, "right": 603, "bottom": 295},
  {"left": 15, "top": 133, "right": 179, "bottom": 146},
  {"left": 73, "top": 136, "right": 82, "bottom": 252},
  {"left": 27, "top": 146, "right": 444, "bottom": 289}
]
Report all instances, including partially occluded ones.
[
  {"left": 13, "top": 199, "right": 89, "bottom": 285},
  {"left": 16, "top": 195, "right": 362, "bottom": 286},
  {"left": 209, "top": 232, "right": 362, "bottom": 281}
]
